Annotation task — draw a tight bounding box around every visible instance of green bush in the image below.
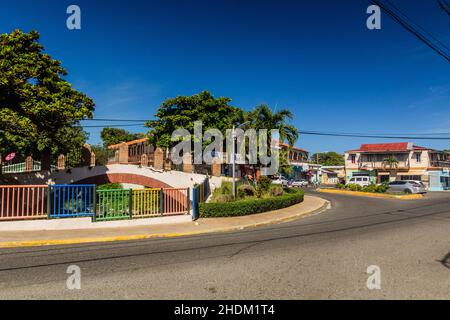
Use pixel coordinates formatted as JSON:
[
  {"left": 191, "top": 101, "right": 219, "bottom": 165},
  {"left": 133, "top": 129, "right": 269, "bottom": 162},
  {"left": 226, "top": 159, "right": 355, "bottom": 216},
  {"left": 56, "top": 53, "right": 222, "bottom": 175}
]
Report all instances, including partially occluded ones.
[
  {"left": 211, "top": 194, "right": 234, "bottom": 203},
  {"left": 237, "top": 184, "right": 255, "bottom": 198},
  {"left": 98, "top": 183, "right": 123, "bottom": 190},
  {"left": 346, "top": 184, "right": 362, "bottom": 192},
  {"left": 336, "top": 183, "right": 345, "bottom": 189},
  {"left": 269, "top": 185, "right": 284, "bottom": 197},
  {"left": 199, "top": 189, "right": 304, "bottom": 217},
  {"left": 361, "top": 184, "right": 376, "bottom": 193},
  {"left": 257, "top": 176, "right": 273, "bottom": 192},
  {"left": 375, "top": 184, "right": 389, "bottom": 193}
]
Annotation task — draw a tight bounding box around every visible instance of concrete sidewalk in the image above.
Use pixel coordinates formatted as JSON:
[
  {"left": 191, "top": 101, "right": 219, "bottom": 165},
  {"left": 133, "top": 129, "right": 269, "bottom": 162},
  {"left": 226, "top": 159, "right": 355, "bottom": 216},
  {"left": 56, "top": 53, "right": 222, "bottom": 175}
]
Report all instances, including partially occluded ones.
[{"left": 0, "top": 195, "right": 328, "bottom": 248}]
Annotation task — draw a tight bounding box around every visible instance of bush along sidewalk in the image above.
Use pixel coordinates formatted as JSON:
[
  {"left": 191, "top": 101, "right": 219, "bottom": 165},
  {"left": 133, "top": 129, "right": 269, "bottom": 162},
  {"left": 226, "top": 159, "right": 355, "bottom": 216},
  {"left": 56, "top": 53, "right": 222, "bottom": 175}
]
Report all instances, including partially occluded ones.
[
  {"left": 199, "top": 188, "right": 304, "bottom": 218},
  {"left": 336, "top": 183, "right": 389, "bottom": 194}
]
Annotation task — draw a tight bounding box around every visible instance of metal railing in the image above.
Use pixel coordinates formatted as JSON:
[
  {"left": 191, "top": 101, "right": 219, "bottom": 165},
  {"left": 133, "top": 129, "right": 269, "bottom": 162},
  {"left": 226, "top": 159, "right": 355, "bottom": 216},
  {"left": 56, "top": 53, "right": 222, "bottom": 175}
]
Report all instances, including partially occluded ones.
[
  {"left": 132, "top": 188, "right": 161, "bottom": 218},
  {"left": 49, "top": 185, "right": 95, "bottom": 218},
  {"left": 430, "top": 160, "right": 450, "bottom": 168},
  {"left": 96, "top": 188, "right": 131, "bottom": 221},
  {"left": 0, "top": 185, "right": 48, "bottom": 221},
  {"left": 192, "top": 177, "right": 210, "bottom": 220},
  {"left": 0, "top": 184, "right": 190, "bottom": 221}
]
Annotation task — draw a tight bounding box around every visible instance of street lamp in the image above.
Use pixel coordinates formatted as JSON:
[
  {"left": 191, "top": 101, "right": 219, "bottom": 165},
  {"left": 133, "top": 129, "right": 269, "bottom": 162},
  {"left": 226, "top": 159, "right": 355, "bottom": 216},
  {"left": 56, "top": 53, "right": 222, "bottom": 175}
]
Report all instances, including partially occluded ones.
[{"left": 232, "top": 121, "right": 250, "bottom": 198}]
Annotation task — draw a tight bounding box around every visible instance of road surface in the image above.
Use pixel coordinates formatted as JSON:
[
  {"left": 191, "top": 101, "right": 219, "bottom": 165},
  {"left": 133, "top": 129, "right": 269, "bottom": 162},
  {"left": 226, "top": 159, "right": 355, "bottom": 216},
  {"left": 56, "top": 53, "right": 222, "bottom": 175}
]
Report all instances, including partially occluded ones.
[{"left": 0, "top": 191, "right": 449, "bottom": 299}]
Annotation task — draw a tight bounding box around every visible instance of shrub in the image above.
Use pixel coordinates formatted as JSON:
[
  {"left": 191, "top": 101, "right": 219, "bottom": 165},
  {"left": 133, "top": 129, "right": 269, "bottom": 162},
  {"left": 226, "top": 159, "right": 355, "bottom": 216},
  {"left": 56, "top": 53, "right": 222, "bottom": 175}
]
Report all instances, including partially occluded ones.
[
  {"left": 346, "top": 184, "right": 362, "bottom": 192},
  {"left": 237, "top": 184, "right": 255, "bottom": 198},
  {"left": 98, "top": 183, "right": 122, "bottom": 190},
  {"left": 269, "top": 185, "right": 284, "bottom": 197},
  {"left": 375, "top": 184, "right": 389, "bottom": 193},
  {"left": 257, "top": 176, "right": 273, "bottom": 192},
  {"left": 336, "top": 183, "right": 345, "bottom": 189},
  {"left": 211, "top": 194, "right": 234, "bottom": 203},
  {"left": 199, "top": 189, "right": 304, "bottom": 217},
  {"left": 361, "top": 184, "right": 376, "bottom": 193}
]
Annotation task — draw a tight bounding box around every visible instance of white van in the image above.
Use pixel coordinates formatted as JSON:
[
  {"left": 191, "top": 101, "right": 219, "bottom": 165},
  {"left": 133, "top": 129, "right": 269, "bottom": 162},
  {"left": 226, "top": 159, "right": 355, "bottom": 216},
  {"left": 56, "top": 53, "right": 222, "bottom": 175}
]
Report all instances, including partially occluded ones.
[{"left": 348, "top": 176, "right": 370, "bottom": 187}]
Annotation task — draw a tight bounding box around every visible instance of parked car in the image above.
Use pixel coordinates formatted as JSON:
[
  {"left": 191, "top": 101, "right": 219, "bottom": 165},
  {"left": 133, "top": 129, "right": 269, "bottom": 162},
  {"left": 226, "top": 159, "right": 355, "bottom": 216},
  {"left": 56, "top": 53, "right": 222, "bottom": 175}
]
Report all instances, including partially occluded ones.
[
  {"left": 388, "top": 181, "right": 427, "bottom": 194},
  {"left": 290, "top": 179, "right": 308, "bottom": 188},
  {"left": 272, "top": 175, "right": 289, "bottom": 187},
  {"left": 347, "top": 176, "right": 370, "bottom": 187}
]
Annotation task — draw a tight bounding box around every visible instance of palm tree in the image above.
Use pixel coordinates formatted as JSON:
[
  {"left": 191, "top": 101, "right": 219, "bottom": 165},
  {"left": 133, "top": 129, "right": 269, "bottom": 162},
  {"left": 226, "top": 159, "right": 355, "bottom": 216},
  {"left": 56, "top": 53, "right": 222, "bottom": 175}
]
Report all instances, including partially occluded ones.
[
  {"left": 245, "top": 104, "right": 299, "bottom": 177},
  {"left": 246, "top": 104, "right": 299, "bottom": 147},
  {"left": 382, "top": 156, "right": 399, "bottom": 170}
]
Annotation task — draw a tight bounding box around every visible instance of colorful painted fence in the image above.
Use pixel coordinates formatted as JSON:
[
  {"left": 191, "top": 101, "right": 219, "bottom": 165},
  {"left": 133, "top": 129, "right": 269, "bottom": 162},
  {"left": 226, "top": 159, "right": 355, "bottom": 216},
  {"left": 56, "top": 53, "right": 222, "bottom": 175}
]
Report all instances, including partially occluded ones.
[
  {"left": 49, "top": 184, "right": 95, "bottom": 218},
  {"left": 192, "top": 177, "right": 211, "bottom": 220},
  {"left": 0, "top": 184, "right": 190, "bottom": 222},
  {"left": 0, "top": 185, "right": 48, "bottom": 220}
]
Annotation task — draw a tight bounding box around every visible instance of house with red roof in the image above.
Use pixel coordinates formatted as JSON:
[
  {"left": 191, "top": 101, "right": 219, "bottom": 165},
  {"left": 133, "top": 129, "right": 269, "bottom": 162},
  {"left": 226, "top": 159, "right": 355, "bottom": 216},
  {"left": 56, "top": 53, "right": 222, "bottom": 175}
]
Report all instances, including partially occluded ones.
[{"left": 344, "top": 142, "right": 450, "bottom": 190}]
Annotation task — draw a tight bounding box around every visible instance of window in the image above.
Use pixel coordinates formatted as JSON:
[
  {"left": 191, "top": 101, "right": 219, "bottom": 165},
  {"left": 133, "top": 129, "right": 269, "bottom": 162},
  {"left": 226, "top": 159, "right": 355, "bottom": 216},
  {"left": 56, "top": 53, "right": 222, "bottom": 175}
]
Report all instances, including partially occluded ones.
[
  {"left": 351, "top": 154, "right": 356, "bottom": 164},
  {"left": 414, "top": 152, "right": 421, "bottom": 163},
  {"left": 357, "top": 178, "right": 362, "bottom": 182}
]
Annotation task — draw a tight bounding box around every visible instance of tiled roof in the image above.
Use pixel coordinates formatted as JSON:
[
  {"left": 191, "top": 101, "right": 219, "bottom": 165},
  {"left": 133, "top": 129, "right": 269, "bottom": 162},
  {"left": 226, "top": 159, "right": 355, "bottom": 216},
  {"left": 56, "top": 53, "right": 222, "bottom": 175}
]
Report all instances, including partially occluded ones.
[
  {"left": 108, "top": 137, "right": 149, "bottom": 149},
  {"left": 346, "top": 142, "right": 436, "bottom": 153}
]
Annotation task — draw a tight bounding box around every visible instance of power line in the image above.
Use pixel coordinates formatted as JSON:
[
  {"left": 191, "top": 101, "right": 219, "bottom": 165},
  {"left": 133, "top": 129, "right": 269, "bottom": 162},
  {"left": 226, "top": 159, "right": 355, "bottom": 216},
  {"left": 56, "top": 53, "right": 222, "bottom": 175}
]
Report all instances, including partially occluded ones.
[
  {"left": 385, "top": 0, "right": 450, "bottom": 52},
  {"left": 80, "top": 123, "right": 450, "bottom": 140},
  {"left": 370, "top": 0, "right": 450, "bottom": 61},
  {"left": 437, "top": 0, "right": 450, "bottom": 16},
  {"left": 82, "top": 118, "right": 151, "bottom": 122}
]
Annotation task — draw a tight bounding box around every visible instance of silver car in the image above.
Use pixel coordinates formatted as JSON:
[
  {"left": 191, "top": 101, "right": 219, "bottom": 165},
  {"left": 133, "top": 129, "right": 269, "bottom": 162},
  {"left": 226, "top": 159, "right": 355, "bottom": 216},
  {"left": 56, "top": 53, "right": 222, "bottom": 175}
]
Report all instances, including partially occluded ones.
[{"left": 388, "top": 181, "right": 427, "bottom": 194}]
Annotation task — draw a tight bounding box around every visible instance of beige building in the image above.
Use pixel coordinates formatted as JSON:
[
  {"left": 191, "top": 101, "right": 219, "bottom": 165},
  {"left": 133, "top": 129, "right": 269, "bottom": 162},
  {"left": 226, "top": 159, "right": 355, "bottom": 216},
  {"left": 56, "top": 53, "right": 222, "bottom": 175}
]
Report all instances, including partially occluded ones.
[{"left": 344, "top": 142, "right": 450, "bottom": 190}]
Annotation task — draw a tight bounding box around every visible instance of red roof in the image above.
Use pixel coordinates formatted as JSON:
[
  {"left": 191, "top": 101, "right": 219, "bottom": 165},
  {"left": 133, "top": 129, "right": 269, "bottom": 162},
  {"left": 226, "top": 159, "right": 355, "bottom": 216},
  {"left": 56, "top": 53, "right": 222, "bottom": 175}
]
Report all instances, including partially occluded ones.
[{"left": 347, "top": 142, "right": 432, "bottom": 153}]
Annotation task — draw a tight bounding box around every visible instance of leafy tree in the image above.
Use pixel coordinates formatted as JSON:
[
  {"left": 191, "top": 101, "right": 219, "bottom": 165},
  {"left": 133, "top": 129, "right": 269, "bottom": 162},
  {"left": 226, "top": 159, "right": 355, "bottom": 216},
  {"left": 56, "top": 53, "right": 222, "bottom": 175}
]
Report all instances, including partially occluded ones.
[
  {"left": 100, "top": 128, "right": 144, "bottom": 147},
  {"left": 245, "top": 104, "right": 299, "bottom": 147},
  {"left": 91, "top": 144, "right": 111, "bottom": 166},
  {"left": 145, "top": 91, "right": 243, "bottom": 149},
  {"left": 245, "top": 104, "right": 299, "bottom": 176},
  {"left": 310, "top": 152, "right": 344, "bottom": 166},
  {"left": 0, "top": 30, "right": 94, "bottom": 168}
]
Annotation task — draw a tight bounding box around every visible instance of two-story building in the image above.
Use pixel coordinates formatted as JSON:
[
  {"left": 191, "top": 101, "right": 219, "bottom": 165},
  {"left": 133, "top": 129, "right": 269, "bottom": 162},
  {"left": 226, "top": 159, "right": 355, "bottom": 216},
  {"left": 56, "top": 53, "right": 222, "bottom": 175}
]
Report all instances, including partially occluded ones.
[{"left": 344, "top": 142, "right": 450, "bottom": 190}]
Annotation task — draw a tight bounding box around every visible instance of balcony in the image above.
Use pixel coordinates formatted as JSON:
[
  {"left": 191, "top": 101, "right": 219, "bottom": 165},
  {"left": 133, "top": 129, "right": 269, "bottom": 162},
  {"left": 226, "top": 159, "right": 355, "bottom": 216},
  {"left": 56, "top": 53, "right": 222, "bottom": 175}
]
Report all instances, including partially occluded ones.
[
  {"left": 430, "top": 160, "right": 450, "bottom": 168},
  {"left": 358, "top": 160, "right": 410, "bottom": 170}
]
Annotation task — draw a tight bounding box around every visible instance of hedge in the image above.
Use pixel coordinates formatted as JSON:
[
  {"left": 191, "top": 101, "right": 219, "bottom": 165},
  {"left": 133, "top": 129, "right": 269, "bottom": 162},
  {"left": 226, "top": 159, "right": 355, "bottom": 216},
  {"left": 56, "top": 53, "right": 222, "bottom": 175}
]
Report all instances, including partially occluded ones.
[{"left": 199, "top": 189, "right": 304, "bottom": 218}]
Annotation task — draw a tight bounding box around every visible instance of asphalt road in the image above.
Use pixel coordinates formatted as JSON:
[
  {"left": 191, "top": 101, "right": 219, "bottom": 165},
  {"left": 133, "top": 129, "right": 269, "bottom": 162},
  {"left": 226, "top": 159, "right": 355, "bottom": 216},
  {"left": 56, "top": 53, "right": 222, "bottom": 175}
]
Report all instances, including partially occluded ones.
[{"left": 0, "top": 190, "right": 449, "bottom": 299}]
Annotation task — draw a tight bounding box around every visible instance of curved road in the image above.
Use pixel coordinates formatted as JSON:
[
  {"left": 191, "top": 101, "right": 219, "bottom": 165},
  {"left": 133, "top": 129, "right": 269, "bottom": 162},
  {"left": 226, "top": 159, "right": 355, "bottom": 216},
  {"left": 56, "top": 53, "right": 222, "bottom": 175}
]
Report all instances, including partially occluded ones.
[{"left": 0, "top": 191, "right": 449, "bottom": 299}]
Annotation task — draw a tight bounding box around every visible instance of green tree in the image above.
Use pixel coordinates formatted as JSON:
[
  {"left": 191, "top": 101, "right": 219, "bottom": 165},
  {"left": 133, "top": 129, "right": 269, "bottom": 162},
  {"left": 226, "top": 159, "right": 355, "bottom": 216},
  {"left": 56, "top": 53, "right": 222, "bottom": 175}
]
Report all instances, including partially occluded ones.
[
  {"left": 100, "top": 128, "right": 144, "bottom": 147},
  {"left": 91, "top": 144, "right": 110, "bottom": 166},
  {"left": 310, "top": 152, "right": 344, "bottom": 166},
  {"left": 0, "top": 30, "right": 95, "bottom": 168},
  {"left": 145, "top": 91, "right": 243, "bottom": 149},
  {"left": 245, "top": 104, "right": 299, "bottom": 147}
]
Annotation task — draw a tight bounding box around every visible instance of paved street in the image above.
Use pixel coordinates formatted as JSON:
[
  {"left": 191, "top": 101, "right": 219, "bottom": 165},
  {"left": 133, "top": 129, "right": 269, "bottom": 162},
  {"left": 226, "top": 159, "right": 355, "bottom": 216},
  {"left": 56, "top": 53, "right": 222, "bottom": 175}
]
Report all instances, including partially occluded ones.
[{"left": 0, "top": 191, "right": 449, "bottom": 299}]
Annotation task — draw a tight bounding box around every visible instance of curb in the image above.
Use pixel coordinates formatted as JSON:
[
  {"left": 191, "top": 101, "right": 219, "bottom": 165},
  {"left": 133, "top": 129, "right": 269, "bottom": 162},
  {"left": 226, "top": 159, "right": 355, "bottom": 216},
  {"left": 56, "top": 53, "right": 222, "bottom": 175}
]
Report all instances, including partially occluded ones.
[
  {"left": 0, "top": 198, "right": 330, "bottom": 249},
  {"left": 317, "top": 188, "right": 423, "bottom": 200}
]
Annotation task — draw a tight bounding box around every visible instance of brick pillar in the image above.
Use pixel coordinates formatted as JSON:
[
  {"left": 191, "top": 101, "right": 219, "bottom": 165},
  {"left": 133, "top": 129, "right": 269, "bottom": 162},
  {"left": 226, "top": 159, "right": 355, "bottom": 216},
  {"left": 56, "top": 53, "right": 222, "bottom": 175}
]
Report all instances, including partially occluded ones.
[
  {"left": 164, "top": 157, "right": 172, "bottom": 171},
  {"left": 212, "top": 157, "right": 222, "bottom": 177},
  {"left": 90, "top": 152, "right": 96, "bottom": 167},
  {"left": 25, "top": 156, "right": 33, "bottom": 172},
  {"left": 118, "top": 142, "right": 129, "bottom": 164},
  {"left": 82, "top": 144, "right": 92, "bottom": 167},
  {"left": 154, "top": 147, "right": 164, "bottom": 170},
  {"left": 57, "top": 154, "right": 65, "bottom": 170},
  {"left": 183, "top": 153, "right": 193, "bottom": 173},
  {"left": 140, "top": 153, "right": 148, "bottom": 167}
]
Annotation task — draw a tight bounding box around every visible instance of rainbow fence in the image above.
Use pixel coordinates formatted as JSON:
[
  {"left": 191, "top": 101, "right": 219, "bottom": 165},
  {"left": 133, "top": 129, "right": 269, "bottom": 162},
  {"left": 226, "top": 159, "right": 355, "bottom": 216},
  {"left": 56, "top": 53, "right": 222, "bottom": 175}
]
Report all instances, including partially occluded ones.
[
  {"left": 0, "top": 185, "right": 48, "bottom": 221},
  {"left": 0, "top": 184, "right": 190, "bottom": 222}
]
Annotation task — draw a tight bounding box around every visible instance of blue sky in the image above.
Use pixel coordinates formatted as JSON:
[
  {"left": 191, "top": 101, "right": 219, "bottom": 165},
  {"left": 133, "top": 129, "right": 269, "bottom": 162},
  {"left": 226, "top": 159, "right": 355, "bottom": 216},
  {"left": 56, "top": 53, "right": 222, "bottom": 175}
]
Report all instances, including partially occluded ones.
[{"left": 1, "top": 0, "right": 449, "bottom": 153}]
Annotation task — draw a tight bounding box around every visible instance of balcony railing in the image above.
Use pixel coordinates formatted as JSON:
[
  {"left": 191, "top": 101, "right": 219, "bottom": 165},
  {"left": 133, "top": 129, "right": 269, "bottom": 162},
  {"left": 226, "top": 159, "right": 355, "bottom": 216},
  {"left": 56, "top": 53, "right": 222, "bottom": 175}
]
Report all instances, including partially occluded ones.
[
  {"left": 358, "top": 160, "right": 410, "bottom": 170},
  {"left": 430, "top": 160, "right": 450, "bottom": 168}
]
